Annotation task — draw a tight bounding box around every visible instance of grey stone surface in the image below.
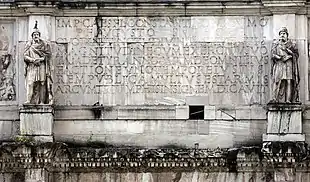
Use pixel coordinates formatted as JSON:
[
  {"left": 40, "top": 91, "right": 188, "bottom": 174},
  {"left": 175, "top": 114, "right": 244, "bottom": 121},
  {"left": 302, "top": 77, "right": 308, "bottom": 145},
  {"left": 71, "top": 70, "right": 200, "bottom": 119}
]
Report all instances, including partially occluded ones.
[
  {"left": 274, "top": 168, "right": 295, "bottom": 182},
  {"left": 185, "top": 96, "right": 209, "bottom": 105},
  {"left": 216, "top": 108, "right": 236, "bottom": 120},
  {"left": 33, "top": 136, "right": 53, "bottom": 143},
  {"left": 263, "top": 134, "right": 305, "bottom": 142},
  {"left": 235, "top": 107, "right": 252, "bottom": 120},
  {"left": 117, "top": 106, "right": 175, "bottom": 119},
  {"left": 55, "top": 134, "right": 233, "bottom": 148},
  {"left": 267, "top": 104, "right": 302, "bottom": 134},
  {"left": 233, "top": 120, "right": 265, "bottom": 145},
  {"left": 250, "top": 106, "right": 267, "bottom": 120},
  {"left": 197, "top": 120, "right": 209, "bottom": 135},
  {"left": 0, "top": 173, "right": 13, "bottom": 182},
  {"left": 20, "top": 105, "right": 53, "bottom": 136},
  {"left": 204, "top": 106, "right": 267, "bottom": 121},
  {"left": 175, "top": 105, "right": 188, "bottom": 119},
  {"left": 0, "top": 121, "right": 12, "bottom": 137},
  {"left": 303, "top": 120, "right": 310, "bottom": 144},
  {"left": 0, "top": 106, "right": 19, "bottom": 120},
  {"left": 55, "top": 106, "right": 98, "bottom": 120},
  {"left": 0, "top": 1, "right": 310, "bottom": 182},
  {"left": 52, "top": 172, "right": 268, "bottom": 182},
  {"left": 25, "top": 169, "right": 48, "bottom": 182},
  {"left": 0, "top": 0, "right": 310, "bottom": 154},
  {"left": 54, "top": 119, "right": 265, "bottom": 148},
  {"left": 204, "top": 106, "right": 216, "bottom": 120},
  {"left": 54, "top": 119, "right": 206, "bottom": 136}
]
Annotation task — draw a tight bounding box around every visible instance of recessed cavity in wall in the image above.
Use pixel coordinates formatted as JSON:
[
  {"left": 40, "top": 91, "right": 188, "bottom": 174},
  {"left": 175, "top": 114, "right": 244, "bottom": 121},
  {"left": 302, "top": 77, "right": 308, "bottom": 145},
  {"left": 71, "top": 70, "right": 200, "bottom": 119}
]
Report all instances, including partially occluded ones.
[{"left": 189, "top": 106, "right": 204, "bottom": 120}]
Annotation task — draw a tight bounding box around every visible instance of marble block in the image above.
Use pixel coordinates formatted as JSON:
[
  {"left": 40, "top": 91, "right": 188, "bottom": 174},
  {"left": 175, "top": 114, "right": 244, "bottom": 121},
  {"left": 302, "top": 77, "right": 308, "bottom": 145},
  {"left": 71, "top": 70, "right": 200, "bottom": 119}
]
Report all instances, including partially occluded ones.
[
  {"left": 20, "top": 105, "right": 54, "bottom": 136},
  {"left": 263, "top": 134, "right": 305, "bottom": 142},
  {"left": 267, "top": 103, "right": 302, "bottom": 134},
  {"left": 264, "top": 103, "right": 305, "bottom": 142}
]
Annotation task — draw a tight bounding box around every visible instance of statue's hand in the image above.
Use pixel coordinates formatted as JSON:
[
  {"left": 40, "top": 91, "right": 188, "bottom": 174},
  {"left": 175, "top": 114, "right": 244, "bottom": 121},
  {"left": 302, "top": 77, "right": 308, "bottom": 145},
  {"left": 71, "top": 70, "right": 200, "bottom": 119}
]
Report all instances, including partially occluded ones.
[
  {"left": 282, "top": 55, "right": 292, "bottom": 62},
  {"left": 34, "top": 57, "right": 44, "bottom": 64},
  {"left": 273, "top": 54, "right": 281, "bottom": 60},
  {"left": 286, "top": 48, "right": 294, "bottom": 55},
  {"left": 34, "top": 58, "right": 41, "bottom": 65}
]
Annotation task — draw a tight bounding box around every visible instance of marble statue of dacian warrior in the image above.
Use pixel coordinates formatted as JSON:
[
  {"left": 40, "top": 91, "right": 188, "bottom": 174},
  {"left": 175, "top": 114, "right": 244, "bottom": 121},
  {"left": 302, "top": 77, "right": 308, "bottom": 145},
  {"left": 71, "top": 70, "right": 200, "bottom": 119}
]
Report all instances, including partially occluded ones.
[
  {"left": 24, "top": 21, "right": 53, "bottom": 104},
  {"left": 271, "top": 27, "right": 300, "bottom": 103}
]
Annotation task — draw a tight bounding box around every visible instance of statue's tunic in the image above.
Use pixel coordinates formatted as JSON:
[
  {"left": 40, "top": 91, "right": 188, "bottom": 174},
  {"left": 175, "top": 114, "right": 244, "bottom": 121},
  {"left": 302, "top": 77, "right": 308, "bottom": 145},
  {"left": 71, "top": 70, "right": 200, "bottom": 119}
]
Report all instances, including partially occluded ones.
[
  {"left": 273, "top": 42, "right": 293, "bottom": 81},
  {"left": 24, "top": 40, "right": 51, "bottom": 84},
  {"left": 271, "top": 39, "right": 300, "bottom": 101}
]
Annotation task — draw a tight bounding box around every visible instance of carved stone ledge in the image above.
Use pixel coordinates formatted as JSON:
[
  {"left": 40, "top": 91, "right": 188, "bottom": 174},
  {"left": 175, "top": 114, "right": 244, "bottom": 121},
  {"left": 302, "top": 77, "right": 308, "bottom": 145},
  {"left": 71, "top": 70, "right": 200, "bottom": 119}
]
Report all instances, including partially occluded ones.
[
  {"left": 0, "top": 143, "right": 240, "bottom": 172},
  {"left": 0, "top": 142, "right": 308, "bottom": 173},
  {"left": 262, "top": 141, "right": 308, "bottom": 167}
]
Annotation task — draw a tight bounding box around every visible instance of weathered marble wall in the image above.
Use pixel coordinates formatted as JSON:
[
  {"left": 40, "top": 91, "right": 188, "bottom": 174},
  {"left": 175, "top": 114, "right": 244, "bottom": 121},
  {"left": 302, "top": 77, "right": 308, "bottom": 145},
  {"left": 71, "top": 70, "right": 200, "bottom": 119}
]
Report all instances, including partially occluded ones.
[
  {"left": 53, "top": 105, "right": 266, "bottom": 148},
  {"left": 0, "top": 0, "right": 309, "bottom": 158},
  {"left": 3, "top": 167, "right": 310, "bottom": 182},
  {"left": 51, "top": 172, "right": 267, "bottom": 182},
  {"left": 0, "top": 14, "right": 309, "bottom": 148},
  {"left": 49, "top": 172, "right": 310, "bottom": 182},
  {"left": 0, "top": 170, "right": 309, "bottom": 182},
  {"left": 0, "top": 1, "right": 309, "bottom": 182}
]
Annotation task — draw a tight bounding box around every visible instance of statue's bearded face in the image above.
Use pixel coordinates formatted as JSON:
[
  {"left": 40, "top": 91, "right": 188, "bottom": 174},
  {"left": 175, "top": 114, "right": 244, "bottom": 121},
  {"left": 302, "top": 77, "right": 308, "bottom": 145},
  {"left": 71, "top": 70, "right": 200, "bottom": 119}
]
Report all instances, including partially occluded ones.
[
  {"left": 279, "top": 31, "right": 288, "bottom": 42},
  {"left": 32, "top": 32, "right": 40, "bottom": 42}
]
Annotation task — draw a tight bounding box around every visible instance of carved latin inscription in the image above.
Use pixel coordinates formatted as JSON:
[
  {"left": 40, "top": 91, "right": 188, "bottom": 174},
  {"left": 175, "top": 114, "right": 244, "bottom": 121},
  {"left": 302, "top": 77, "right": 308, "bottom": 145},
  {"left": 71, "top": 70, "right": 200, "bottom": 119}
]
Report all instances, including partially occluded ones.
[{"left": 55, "top": 16, "right": 271, "bottom": 105}]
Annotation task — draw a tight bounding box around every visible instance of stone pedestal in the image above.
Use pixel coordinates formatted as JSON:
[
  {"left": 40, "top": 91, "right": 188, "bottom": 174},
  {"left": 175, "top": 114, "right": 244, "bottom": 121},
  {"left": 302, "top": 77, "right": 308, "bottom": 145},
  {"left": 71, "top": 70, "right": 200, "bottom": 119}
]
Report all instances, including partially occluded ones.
[
  {"left": 19, "top": 104, "right": 54, "bottom": 142},
  {"left": 263, "top": 103, "right": 305, "bottom": 142}
]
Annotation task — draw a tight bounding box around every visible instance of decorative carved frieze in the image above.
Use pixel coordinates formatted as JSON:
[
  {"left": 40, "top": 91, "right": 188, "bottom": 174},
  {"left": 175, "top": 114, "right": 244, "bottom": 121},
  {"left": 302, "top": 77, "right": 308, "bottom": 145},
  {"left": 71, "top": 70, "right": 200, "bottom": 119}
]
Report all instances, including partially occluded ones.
[
  {"left": 0, "top": 142, "right": 305, "bottom": 173},
  {"left": 262, "top": 142, "right": 308, "bottom": 164}
]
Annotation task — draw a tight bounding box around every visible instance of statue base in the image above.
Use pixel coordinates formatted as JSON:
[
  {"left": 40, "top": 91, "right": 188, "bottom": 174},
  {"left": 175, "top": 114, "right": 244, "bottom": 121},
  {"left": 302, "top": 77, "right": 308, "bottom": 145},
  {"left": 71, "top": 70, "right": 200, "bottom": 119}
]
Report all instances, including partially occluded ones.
[
  {"left": 263, "top": 102, "right": 304, "bottom": 142},
  {"left": 19, "top": 104, "right": 54, "bottom": 142},
  {"left": 263, "top": 134, "right": 305, "bottom": 142}
]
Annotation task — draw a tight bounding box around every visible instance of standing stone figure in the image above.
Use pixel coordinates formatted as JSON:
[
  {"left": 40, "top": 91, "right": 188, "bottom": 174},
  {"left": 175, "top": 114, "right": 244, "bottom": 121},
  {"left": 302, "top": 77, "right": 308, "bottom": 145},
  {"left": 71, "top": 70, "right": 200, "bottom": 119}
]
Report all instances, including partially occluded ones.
[
  {"left": 24, "top": 21, "right": 53, "bottom": 104},
  {"left": 271, "top": 27, "right": 300, "bottom": 103}
]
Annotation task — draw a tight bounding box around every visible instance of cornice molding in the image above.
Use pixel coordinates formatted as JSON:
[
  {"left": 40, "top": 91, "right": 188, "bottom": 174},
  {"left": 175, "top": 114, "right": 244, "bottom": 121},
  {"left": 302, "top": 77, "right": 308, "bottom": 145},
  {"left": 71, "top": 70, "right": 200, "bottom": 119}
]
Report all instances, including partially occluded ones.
[
  {"left": 261, "top": 0, "right": 307, "bottom": 14},
  {"left": 0, "top": 142, "right": 307, "bottom": 172},
  {"left": 0, "top": 0, "right": 298, "bottom": 16},
  {"left": 0, "top": 1, "right": 309, "bottom": 16}
]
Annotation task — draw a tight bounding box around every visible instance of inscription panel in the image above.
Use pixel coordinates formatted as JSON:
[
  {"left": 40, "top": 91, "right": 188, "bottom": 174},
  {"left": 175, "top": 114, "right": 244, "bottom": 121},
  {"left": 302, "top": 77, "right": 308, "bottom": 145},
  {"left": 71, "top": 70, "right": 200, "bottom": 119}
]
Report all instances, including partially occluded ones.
[{"left": 55, "top": 16, "right": 271, "bottom": 105}]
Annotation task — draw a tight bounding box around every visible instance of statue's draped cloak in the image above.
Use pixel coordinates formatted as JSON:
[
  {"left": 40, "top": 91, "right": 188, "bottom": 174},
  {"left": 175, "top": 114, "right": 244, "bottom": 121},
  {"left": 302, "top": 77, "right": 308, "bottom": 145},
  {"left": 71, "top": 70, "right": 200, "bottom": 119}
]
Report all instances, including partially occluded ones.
[
  {"left": 24, "top": 39, "right": 53, "bottom": 103},
  {"left": 271, "top": 40, "right": 300, "bottom": 102}
]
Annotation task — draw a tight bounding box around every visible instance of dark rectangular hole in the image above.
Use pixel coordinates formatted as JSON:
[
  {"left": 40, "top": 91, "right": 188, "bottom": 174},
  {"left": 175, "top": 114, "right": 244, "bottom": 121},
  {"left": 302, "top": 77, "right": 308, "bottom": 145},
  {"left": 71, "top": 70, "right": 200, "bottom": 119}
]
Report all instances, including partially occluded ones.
[{"left": 189, "top": 105, "right": 204, "bottom": 120}]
